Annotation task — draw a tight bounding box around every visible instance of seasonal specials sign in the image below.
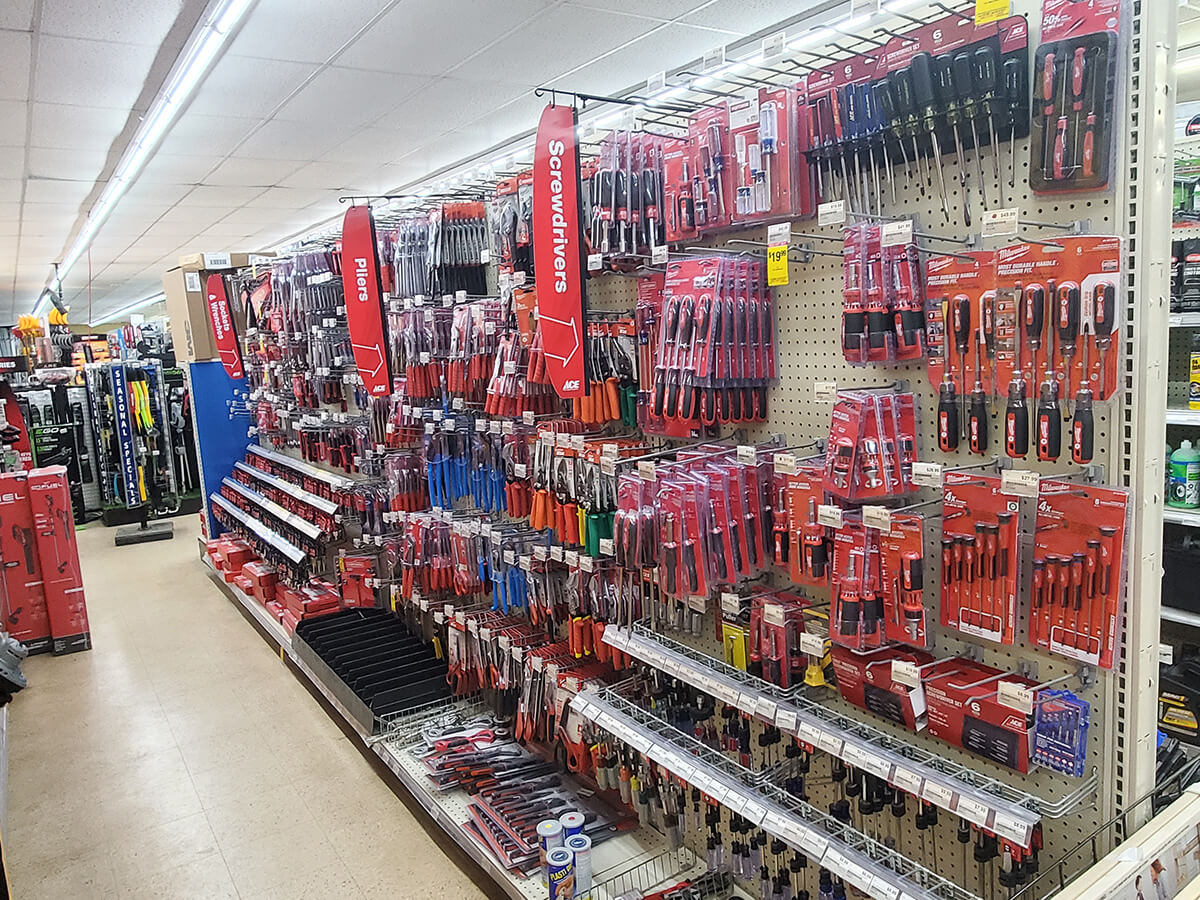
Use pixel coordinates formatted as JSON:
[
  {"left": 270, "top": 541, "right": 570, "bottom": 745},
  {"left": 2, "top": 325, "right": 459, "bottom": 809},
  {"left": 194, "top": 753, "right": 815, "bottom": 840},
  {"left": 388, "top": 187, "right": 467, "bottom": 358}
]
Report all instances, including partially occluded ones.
[
  {"left": 532, "top": 103, "right": 587, "bottom": 399},
  {"left": 340, "top": 205, "right": 393, "bottom": 397}
]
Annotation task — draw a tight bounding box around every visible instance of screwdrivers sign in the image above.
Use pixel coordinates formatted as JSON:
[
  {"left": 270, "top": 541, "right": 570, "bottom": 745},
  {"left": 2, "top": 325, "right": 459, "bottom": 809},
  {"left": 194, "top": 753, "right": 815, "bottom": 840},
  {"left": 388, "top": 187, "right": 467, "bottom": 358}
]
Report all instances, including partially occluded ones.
[
  {"left": 341, "top": 205, "right": 393, "bottom": 397},
  {"left": 533, "top": 103, "right": 587, "bottom": 399},
  {"left": 204, "top": 274, "right": 244, "bottom": 380}
]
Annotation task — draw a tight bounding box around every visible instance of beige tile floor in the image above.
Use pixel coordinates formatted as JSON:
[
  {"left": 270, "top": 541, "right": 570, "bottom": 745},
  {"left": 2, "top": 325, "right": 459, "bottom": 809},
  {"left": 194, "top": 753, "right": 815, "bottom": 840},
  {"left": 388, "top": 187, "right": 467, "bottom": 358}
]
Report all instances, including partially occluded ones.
[{"left": 7, "top": 516, "right": 496, "bottom": 899}]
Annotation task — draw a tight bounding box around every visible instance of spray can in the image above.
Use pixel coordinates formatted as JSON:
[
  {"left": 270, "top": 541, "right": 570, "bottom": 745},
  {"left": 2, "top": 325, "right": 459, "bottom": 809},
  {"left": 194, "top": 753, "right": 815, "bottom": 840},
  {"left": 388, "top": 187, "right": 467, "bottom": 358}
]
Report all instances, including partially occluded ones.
[
  {"left": 546, "top": 846, "right": 575, "bottom": 900},
  {"left": 565, "top": 834, "right": 593, "bottom": 900},
  {"left": 1169, "top": 440, "right": 1200, "bottom": 509},
  {"left": 537, "top": 819, "right": 564, "bottom": 887},
  {"left": 1191, "top": 333, "right": 1200, "bottom": 409},
  {"left": 559, "top": 811, "right": 585, "bottom": 837}
]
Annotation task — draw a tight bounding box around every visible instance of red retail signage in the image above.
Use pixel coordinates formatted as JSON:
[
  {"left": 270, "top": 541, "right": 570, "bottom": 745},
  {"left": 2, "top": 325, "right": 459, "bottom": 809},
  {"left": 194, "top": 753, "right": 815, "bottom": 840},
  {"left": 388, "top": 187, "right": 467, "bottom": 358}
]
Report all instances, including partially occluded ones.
[
  {"left": 340, "top": 205, "right": 393, "bottom": 397},
  {"left": 204, "top": 273, "right": 244, "bottom": 380},
  {"left": 532, "top": 103, "right": 587, "bottom": 399}
]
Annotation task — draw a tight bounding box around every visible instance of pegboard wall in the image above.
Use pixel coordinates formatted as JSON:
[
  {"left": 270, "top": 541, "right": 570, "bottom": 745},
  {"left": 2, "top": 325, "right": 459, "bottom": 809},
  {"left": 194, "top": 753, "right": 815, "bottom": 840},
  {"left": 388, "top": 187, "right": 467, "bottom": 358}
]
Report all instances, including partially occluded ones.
[{"left": 577, "top": 65, "right": 1131, "bottom": 895}]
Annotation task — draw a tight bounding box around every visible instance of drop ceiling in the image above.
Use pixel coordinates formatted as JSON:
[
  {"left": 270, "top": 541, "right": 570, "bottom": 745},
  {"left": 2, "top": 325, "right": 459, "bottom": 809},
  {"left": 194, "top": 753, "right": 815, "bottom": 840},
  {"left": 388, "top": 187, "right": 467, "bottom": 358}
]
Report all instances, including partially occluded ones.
[{"left": 0, "top": 0, "right": 801, "bottom": 323}]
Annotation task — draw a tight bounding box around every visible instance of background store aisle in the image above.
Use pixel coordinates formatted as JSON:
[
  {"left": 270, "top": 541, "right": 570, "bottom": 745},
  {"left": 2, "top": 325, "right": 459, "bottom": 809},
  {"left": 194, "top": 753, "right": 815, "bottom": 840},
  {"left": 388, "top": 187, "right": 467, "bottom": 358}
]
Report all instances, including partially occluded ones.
[{"left": 5, "top": 517, "right": 494, "bottom": 900}]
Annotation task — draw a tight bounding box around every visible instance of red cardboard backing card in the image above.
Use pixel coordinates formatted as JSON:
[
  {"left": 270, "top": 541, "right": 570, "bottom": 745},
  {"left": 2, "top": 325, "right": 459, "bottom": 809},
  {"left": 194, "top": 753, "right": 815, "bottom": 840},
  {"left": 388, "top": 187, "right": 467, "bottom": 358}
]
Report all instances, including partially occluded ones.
[
  {"left": 0, "top": 471, "right": 49, "bottom": 653},
  {"left": 784, "top": 464, "right": 830, "bottom": 587},
  {"left": 830, "top": 644, "right": 934, "bottom": 731},
  {"left": 688, "top": 104, "right": 735, "bottom": 232},
  {"left": 923, "top": 251, "right": 997, "bottom": 395},
  {"left": 1030, "top": 479, "right": 1128, "bottom": 669},
  {"left": 879, "top": 512, "right": 929, "bottom": 648},
  {"left": 28, "top": 466, "right": 89, "bottom": 655},
  {"left": 925, "top": 659, "right": 1036, "bottom": 773}
]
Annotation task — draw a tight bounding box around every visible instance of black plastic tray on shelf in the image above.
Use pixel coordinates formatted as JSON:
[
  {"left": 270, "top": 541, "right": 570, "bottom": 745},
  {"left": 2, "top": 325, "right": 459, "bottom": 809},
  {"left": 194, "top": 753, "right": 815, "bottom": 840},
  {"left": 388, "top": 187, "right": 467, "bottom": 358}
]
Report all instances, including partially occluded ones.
[
  {"left": 1163, "top": 541, "right": 1200, "bottom": 615},
  {"left": 292, "top": 608, "right": 451, "bottom": 734}
]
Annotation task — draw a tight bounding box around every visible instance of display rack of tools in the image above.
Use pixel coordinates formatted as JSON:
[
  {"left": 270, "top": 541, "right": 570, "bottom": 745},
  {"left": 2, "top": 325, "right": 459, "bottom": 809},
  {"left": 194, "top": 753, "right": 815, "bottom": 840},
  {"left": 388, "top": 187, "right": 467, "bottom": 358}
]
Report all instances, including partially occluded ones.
[{"left": 193, "top": 0, "right": 1173, "bottom": 898}]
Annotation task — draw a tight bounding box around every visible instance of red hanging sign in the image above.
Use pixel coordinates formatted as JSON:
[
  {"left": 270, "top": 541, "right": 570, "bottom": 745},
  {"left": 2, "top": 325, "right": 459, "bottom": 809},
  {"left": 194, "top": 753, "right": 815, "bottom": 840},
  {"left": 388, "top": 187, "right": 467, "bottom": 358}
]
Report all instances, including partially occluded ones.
[
  {"left": 340, "top": 205, "right": 392, "bottom": 397},
  {"left": 532, "top": 103, "right": 587, "bottom": 399},
  {"left": 204, "top": 274, "right": 244, "bottom": 380}
]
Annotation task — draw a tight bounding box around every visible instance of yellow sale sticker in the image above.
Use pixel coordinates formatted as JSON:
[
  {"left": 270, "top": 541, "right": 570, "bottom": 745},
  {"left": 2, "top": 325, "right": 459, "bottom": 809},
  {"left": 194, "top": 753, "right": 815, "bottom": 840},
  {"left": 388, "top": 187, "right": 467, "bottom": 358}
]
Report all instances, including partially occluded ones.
[{"left": 767, "top": 244, "right": 789, "bottom": 286}]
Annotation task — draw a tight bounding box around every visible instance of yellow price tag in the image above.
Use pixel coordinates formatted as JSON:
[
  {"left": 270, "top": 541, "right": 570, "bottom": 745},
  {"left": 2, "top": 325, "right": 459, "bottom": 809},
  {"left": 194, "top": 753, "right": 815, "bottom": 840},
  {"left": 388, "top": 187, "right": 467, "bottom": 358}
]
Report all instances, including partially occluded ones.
[
  {"left": 279, "top": 645, "right": 285, "bottom": 662},
  {"left": 974, "top": 0, "right": 1009, "bottom": 25},
  {"left": 766, "top": 244, "right": 789, "bottom": 287}
]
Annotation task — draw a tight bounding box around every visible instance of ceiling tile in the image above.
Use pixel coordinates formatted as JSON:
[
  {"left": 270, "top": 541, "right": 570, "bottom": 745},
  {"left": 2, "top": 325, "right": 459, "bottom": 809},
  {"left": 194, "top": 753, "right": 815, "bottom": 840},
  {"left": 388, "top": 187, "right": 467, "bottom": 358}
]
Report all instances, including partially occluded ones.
[
  {"left": 152, "top": 204, "right": 225, "bottom": 230},
  {"left": 276, "top": 67, "right": 430, "bottom": 131},
  {"left": 316, "top": 125, "right": 413, "bottom": 166},
  {"left": 389, "top": 78, "right": 539, "bottom": 137},
  {"left": 0, "top": 0, "right": 34, "bottom": 30},
  {"left": 227, "top": 0, "right": 393, "bottom": 64},
  {"left": 0, "top": 181, "right": 21, "bottom": 203},
  {"left": 41, "top": 0, "right": 184, "bottom": 46},
  {"left": 678, "top": 0, "right": 807, "bottom": 37},
  {"left": 27, "top": 145, "right": 108, "bottom": 180},
  {"left": 180, "top": 185, "right": 268, "bottom": 208},
  {"left": 464, "top": 6, "right": 659, "bottom": 88},
  {"left": 22, "top": 178, "right": 90, "bottom": 206},
  {"left": 231, "top": 117, "right": 346, "bottom": 161},
  {"left": 204, "top": 156, "right": 306, "bottom": 188},
  {"left": 0, "top": 31, "right": 31, "bottom": 102},
  {"left": 337, "top": 0, "right": 554, "bottom": 77},
  {"left": 550, "top": 22, "right": 725, "bottom": 94},
  {"left": 0, "top": 147, "right": 23, "bottom": 176},
  {"left": 278, "top": 160, "right": 377, "bottom": 190},
  {"left": 154, "top": 112, "right": 259, "bottom": 158},
  {"left": 18, "top": 202, "right": 79, "bottom": 224},
  {"left": 186, "top": 55, "right": 319, "bottom": 120},
  {"left": 34, "top": 36, "right": 158, "bottom": 109},
  {"left": 253, "top": 186, "right": 320, "bottom": 209},
  {"left": 134, "top": 153, "right": 217, "bottom": 185},
  {"left": 119, "top": 180, "right": 194, "bottom": 208},
  {"left": 29, "top": 102, "right": 128, "bottom": 152},
  {"left": 0, "top": 101, "right": 27, "bottom": 148}
]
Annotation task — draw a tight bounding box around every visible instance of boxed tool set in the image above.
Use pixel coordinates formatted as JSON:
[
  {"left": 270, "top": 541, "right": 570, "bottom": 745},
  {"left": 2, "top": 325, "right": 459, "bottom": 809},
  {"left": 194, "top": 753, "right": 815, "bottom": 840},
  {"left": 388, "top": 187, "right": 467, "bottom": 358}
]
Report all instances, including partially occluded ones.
[{"left": 189, "top": 0, "right": 1175, "bottom": 897}]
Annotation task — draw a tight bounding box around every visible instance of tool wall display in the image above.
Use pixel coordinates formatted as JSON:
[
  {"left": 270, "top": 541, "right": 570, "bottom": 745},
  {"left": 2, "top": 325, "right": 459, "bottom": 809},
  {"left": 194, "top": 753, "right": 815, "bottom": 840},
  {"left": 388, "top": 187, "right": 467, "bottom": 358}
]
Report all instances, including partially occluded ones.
[
  {"left": 15, "top": 384, "right": 101, "bottom": 521},
  {"left": 186, "top": 1, "right": 1172, "bottom": 898}
]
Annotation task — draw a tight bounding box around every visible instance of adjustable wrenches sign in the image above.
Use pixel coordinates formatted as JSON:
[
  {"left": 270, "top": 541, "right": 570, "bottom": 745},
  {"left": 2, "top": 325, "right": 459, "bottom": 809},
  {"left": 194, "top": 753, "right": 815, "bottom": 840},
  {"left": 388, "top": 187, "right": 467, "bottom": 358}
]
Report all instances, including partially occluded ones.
[
  {"left": 341, "top": 204, "right": 393, "bottom": 397},
  {"left": 533, "top": 103, "right": 588, "bottom": 399}
]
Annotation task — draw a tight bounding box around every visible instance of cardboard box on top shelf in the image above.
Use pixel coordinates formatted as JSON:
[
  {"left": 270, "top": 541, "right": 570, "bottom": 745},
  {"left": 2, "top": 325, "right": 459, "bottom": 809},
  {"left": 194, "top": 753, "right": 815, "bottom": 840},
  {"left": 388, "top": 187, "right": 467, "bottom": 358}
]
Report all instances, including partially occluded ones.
[{"left": 163, "top": 251, "right": 273, "bottom": 363}]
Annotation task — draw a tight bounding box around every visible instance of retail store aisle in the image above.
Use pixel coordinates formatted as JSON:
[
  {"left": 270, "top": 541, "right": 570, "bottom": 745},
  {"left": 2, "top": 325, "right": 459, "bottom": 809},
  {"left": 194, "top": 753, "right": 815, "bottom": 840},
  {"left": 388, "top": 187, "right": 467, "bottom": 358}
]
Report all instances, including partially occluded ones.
[{"left": 6, "top": 517, "right": 493, "bottom": 899}]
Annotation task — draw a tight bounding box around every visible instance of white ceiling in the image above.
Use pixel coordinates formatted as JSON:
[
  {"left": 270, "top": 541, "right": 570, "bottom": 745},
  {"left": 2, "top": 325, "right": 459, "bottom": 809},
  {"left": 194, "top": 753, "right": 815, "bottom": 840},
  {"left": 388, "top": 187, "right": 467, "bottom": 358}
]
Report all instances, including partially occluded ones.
[{"left": 1, "top": 0, "right": 800, "bottom": 322}]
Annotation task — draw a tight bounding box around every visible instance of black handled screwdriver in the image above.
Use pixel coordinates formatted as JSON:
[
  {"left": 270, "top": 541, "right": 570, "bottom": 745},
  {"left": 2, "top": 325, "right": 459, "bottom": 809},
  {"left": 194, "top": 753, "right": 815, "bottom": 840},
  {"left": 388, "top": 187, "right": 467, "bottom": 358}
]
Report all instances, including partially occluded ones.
[
  {"left": 1036, "top": 378, "right": 1062, "bottom": 462},
  {"left": 1093, "top": 281, "right": 1116, "bottom": 398},
  {"left": 1006, "top": 283, "right": 1029, "bottom": 458},
  {"left": 891, "top": 68, "right": 930, "bottom": 193},
  {"left": 1003, "top": 56, "right": 1027, "bottom": 190},
  {"left": 938, "top": 301, "right": 959, "bottom": 451},
  {"left": 952, "top": 294, "right": 972, "bottom": 440},
  {"left": 875, "top": 77, "right": 914, "bottom": 192},
  {"left": 932, "top": 52, "right": 971, "bottom": 225},
  {"left": 954, "top": 50, "right": 989, "bottom": 209},
  {"left": 973, "top": 46, "right": 1003, "bottom": 204},
  {"left": 909, "top": 52, "right": 951, "bottom": 222}
]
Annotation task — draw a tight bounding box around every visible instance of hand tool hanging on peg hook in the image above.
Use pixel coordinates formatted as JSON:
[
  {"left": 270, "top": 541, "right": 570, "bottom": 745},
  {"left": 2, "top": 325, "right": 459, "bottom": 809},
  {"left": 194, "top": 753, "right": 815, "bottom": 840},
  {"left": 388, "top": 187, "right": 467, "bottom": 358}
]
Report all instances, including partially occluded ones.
[{"left": 908, "top": 52, "right": 951, "bottom": 223}]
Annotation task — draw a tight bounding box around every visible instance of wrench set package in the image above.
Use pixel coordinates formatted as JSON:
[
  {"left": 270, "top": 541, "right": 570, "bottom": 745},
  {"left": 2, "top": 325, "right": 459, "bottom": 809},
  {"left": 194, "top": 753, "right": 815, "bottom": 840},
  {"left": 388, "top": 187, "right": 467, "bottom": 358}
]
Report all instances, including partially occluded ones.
[
  {"left": 1029, "top": 0, "right": 1120, "bottom": 194},
  {"left": 1029, "top": 479, "right": 1129, "bottom": 669}
]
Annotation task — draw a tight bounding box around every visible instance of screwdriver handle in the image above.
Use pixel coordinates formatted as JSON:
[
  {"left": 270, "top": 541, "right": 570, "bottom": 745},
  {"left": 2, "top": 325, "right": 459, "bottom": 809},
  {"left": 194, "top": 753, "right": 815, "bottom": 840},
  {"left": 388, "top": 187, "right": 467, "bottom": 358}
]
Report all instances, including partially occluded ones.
[
  {"left": 1005, "top": 381, "right": 1029, "bottom": 458},
  {"left": 969, "top": 388, "right": 989, "bottom": 454},
  {"left": 1071, "top": 391, "right": 1094, "bottom": 464},
  {"left": 973, "top": 46, "right": 998, "bottom": 100},
  {"left": 938, "top": 380, "right": 960, "bottom": 452},
  {"left": 1036, "top": 381, "right": 1062, "bottom": 462},
  {"left": 910, "top": 52, "right": 937, "bottom": 117}
]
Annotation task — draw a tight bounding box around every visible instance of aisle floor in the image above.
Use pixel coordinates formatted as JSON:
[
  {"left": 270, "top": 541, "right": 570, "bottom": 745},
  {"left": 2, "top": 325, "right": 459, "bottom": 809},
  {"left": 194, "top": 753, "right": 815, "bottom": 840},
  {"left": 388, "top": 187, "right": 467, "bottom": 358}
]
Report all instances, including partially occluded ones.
[{"left": 7, "top": 516, "right": 494, "bottom": 899}]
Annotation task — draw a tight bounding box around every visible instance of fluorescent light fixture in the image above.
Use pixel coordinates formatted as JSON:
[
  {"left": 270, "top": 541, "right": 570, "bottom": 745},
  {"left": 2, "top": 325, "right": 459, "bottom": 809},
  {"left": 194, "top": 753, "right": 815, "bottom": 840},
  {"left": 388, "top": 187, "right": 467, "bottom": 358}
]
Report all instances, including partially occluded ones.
[
  {"left": 33, "top": 0, "right": 257, "bottom": 312},
  {"left": 1180, "top": 53, "right": 1200, "bottom": 72},
  {"left": 102, "top": 292, "right": 167, "bottom": 322},
  {"left": 790, "top": 27, "right": 834, "bottom": 51}
]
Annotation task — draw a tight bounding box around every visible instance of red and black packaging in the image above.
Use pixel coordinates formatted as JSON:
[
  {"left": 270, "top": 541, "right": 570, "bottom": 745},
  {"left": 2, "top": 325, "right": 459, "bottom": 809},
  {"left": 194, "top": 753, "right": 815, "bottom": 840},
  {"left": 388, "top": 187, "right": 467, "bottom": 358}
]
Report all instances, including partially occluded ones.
[
  {"left": 925, "top": 659, "right": 1037, "bottom": 773},
  {"left": 0, "top": 471, "right": 50, "bottom": 654},
  {"left": 1030, "top": 479, "right": 1129, "bottom": 669},
  {"left": 688, "top": 104, "right": 735, "bottom": 232},
  {"left": 878, "top": 512, "right": 929, "bottom": 648},
  {"left": 940, "top": 472, "right": 1021, "bottom": 645},
  {"left": 830, "top": 644, "right": 935, "bottom": 731},
  {"left": 28, "top": 466, "right": 90, "bottom": 655},
  {"left": 784, "top": 463, "right": 831, "bottom": 588}
]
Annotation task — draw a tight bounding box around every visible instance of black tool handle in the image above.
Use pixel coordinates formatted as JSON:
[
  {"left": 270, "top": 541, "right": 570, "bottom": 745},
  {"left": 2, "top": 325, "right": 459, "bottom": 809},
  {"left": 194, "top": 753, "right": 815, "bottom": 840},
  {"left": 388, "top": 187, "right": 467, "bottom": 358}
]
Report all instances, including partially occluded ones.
[
  {"left": 1071, "top": 393, "right": 1094, "bottom": 464},
  {"left": 969, "top": 389, "right": 989, "bottom": 454},
  {"left": 909, "top": 52, "right": 936, "bottom": 118},
  {"left": 1005, "top": 383, "right": 1029, "bottom": 458},
  {"left": 938, "top": 381, "right": 959, "bottom": 452},
  {"left": 1036, "top": 382, "right": 1062, "bottom": 461}
]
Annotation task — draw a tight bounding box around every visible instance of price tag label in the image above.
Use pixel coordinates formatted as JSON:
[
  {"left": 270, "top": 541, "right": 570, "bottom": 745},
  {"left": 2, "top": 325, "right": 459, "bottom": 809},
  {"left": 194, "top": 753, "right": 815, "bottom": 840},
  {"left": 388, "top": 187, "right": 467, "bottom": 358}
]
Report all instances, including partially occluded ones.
[
  {"left": 646, "top": 71, "right": 667, "bottom": 95},
  {"left": 869, "top": 876, "right": 902, "bottom": 900},
  {"left": 775, "top": 707, "right": 798, "bottom": 732},
  {"left": 519, "top": 555, "right": 532, "bottom": 572},
  {"left": 766, "top": 221, "right": 791, "bottom": 245},
  {"left": 702, "top": 45, "right": 726, "bottom": 72},
  {"left": 475, "top": 418, "right": 487, "bottom": 433},
  {"left": 761, "top": 30, "right": 785, "bottom": 60},
  {"left": 816, "top": 504, "right": 843, "bottom": 528},
  {"left": 921, "top": 780, "right": 955, "bottom": 808},
  {"left": 571, "top": 434, "right": 585, "bottom": 452},
  {"left": 184, "top": 271, "right": 202, "bottom": 291},
  {"left": 862, "top": 505, "right": 892, "bottom": 534},
  {"left": 513, "top": 463, "right": 527, "bottom": 479},
  {"left": 956, "top": 795, "right": 991, "bottom": 827},
  {"left": 737, "top": 691, "right": 759, "bottom": 716},
  {"left": 766, "top": 242, "right": 789, "bottom": 287},
  {"left": 600, "top": 457, "right": 617, "bottom": 477},
  {"left": 773, "top": 452, "right": 797, "bottom": 475},
  {"left": 817, "top": 731, "right": 844, "bottom": 756},
  {"left": 637, "top": 461, "right": 656, "bottom": 482},
  {"left": 997, "top": 680, "right": 1036, "bottom": 715},
  {"left": 1001, "top": 468, "right": 1039, "bottom": 497},
  {"left": 203, "top": 251, "right": 232, "bottom": 269},
  {"left": 651, "top": 244, "right": 668, "bottom": 265},
  {"left": 564, "top": 550, "right": 579, "bottom": 568},
  {"left": 533, "top": 545, "right": 548, "bottom": 561},
  {"left": 813, "top": 381, "right": 838, "bottom": 403},
  {"left": 891, "top": 659, "right": 921, "bottom": 688},
  {"left": 992, "top": 811, "right": 1034, "bottom": 847},
  {"left": 818, "top": 200, "right": 847, "bottom": 227},
  {"left": 720, "top": 592, "right": 742, "bottom": 615},
  {"left": 881, "top": 218, "right": 914, "bottom": 247},
  {"left": 799, "top": 631, "right": 825, "bottom": 656},
  {"left": 800, "top": 830, "right": 828, "bottom": 860},
  {"left": 974, "top": 0, "right": 1011, "bottom": 26},
  {"left": 797, "top": 721, "right": 822, "bottom": 748},
  {"left": 755, "top": 697, "right": 778, "bottom": 722},
  {"left": 844, "top": 742, "right": 891, "bottom": 779},
  {"left": 579, "top": 554, "right": 594, "bottom": 572},
  {"left": 890, "top": 766, "right": 923, "bottom": 795},
  {"left": 599, "top": 538, "right": 615, "bottom": 556},
  {"left": 736, "top": 444, "right": 758, "bottom": 465},
  {"left": 763, "top": 602, "right": 786, "bottom": 627},
  {"left": 502, "top": 550, "right": 515, "bottom": 566},
  {"left": 981, "top": 206, "right": 1020, "bottom": 237},
  {"left": 587, "top": 253, "right": 603, "bottom": 272},
  {"left": 550, "top": 546, "right": 564, "bottom": 562},
  {"left": 911, "top": 461, "right": 944, "bottom": 487},
  {"left": 1161, "top": 643, "right": 1175, "bottom": 665}
]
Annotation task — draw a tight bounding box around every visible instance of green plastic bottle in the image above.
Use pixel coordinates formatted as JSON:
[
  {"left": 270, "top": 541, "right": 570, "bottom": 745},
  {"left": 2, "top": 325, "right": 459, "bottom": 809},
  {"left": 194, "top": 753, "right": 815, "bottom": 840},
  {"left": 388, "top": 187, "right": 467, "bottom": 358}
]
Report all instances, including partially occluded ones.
[{"left": 1168, "top": 440, "right": 1200, "bottom": 508}]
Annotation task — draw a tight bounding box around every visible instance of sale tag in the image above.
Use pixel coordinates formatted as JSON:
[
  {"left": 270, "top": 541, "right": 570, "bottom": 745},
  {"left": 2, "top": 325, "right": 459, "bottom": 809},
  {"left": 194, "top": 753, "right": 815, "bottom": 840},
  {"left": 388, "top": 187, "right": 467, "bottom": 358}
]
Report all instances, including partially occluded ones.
[
  {"left": 766, "top": 242, "right": 789, "bottom": 286},
  {"left": 974, "top": 0, "right": 1010, "bottom": 25}
]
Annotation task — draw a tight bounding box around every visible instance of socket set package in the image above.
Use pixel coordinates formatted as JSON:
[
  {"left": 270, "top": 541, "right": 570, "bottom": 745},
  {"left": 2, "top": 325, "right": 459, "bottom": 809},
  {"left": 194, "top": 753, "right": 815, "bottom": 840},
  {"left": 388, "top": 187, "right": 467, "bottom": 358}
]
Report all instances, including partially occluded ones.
[
  {"left": 1030, "top": 479, "right": 1129, "bottom": 669},
  {"left": 940, "top": 472, "right": 1020, "bottom": 645},
  {"left": 1029, "top": 0, "right": 1120, "bottom": 194}
]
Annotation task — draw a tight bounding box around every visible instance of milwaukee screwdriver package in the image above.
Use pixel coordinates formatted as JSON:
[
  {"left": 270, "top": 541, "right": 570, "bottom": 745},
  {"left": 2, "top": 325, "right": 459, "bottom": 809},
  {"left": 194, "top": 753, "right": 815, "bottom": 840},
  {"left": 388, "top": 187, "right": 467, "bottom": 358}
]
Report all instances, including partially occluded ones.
[
  {"left": 878, "top": 512, "right": 930, "bottom": 648},
  {"left": 823, "top": 390, "right": 918, "bottom": 502},
  {"left": 940, "top": 472, "right": 1020, "bottom": 645},
  {"left": 1029, "top": 0, "right": 1120, "bottom": 193},
  {"left": 1030, "top": 479, "right": 1129, "bottom": 669}
]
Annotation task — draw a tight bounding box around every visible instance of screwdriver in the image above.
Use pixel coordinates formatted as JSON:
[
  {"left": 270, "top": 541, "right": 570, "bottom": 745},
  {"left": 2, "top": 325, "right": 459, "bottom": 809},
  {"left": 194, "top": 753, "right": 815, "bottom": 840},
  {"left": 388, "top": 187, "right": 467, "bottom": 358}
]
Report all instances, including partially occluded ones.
[
  {"left": 874, "top": 77, "right": 914, "bottom": 193},
  {"left": 1071, "top": 283, "right": 1095, "bottom": 463},
  {"left": 952, "top": 294, "right": 972, "bottom": 440},
  {"left": 1051, "top": 49, "right": 1071, "bottom": 182},
  {"left": 1040, "top": 49, "right": 1060, "bottom": 180},
  {"left": 954, "top": 50, "right": 989, "bottom": 209},
  {"left": 890, "top": 68, "right": 930, "bottom": 193},
  {"left": 1093, "top": 280, "right": 1116, "bottom": 398},
  {"left": 969, "top": 321, "right": 989, "bottom": 454},
  {"left": 1056, "top": 280, "right": 1081, "bottom": 387},
  {"left": 841, "top": 84, "right": 867, "bottom": 214},
  {"left": 1003, "top": 55, "right": 1027, "bottom": 190},
  {"left": 909, "top": 52, "right": 951, "bottom": 222},
  {"left": 933, "top": 52, "right": 971, "bottom": 225},
  {"left": 862, "top": 81, "right": 891, "bottom": 207},
  {"left": 1070, "top": 46, "right": 1088, "bottom": 173},
  {"left": 1037, "top": 379, "right": 1062, "bottom": 462},
  {"left": 827, "top": 91, "right": 854, "bottom": 208},
  {"left": 1006, "top": 284, "right": 1029, "bottom": 459},
  {"left": 706, "top": 121, "right": 727, "bottom": 217},
  {"left": 1082, "top": 47, "right": 1102, "bottom": 179},
  {"left": 759, "top": 101, "right": 778, "bottom": 212},
  {"left": 973, "top": 46, "right": 1003, "bottom": 205},
  {"left": 1024, "top": 283, "right": 1047, "bottom": 381}
]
